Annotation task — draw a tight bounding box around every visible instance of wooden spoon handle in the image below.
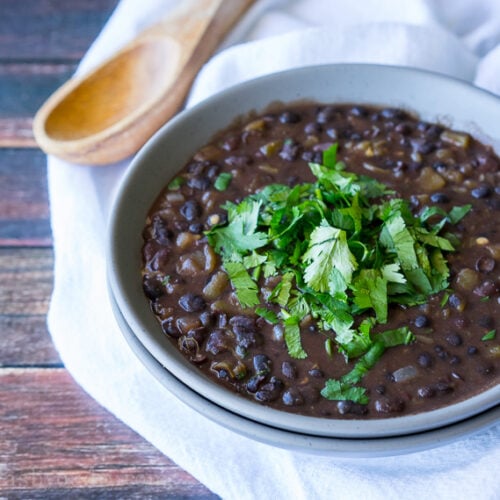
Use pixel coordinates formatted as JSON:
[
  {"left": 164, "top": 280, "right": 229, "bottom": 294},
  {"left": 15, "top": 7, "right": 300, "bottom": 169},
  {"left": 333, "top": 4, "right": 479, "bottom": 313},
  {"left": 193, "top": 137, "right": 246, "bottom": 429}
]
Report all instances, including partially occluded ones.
[
  {"left": 33, "top": 0, "right": 255, "bottom": 165},
  {"left": 146, "top": 0, "right": 256, "bottom": 100}
]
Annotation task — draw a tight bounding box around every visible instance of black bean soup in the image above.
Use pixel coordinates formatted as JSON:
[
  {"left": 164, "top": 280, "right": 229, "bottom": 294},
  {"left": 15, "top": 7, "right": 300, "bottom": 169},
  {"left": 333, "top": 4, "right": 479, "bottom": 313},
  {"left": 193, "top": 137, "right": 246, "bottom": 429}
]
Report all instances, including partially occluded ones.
[{"left": 141, "top": 103, "right": 500, "bottom": 419}]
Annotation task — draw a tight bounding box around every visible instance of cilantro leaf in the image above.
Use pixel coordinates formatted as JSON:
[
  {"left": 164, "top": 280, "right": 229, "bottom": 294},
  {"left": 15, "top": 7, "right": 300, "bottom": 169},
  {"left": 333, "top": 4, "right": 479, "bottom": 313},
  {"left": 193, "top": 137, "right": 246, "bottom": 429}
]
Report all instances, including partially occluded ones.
[
  {"left": 303, "top": 220, "right": 357, "bottom": 292},
  {"left": 214, "top": 172, "right": 233, "bottom": 191},
  {"left": 223, "top": 262, "right": 260, "bottom": 308},
  {"left": 206, "top": 199, "right": 268, "bottom": 260},
  {"left": 482, "top": 329, "right": 496, "bottom": 341},
  {"left": 283, "top": 317, "right": 307, "bottom": 359},
  {"left": 321, "top": 379, "right": 369, "bottom": 404}
]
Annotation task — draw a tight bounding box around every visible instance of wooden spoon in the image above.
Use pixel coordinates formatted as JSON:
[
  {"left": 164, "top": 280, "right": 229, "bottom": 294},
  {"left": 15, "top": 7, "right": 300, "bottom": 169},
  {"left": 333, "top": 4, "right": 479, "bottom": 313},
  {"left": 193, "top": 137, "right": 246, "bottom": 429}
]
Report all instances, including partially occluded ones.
[{"left": 33, "top": 0, "right": 255, "bottom": 165}]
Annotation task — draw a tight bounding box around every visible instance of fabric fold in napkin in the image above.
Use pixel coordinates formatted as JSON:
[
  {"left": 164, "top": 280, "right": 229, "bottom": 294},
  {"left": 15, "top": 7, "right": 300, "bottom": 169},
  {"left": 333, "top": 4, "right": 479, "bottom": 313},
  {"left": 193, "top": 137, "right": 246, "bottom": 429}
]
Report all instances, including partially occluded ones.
[{"left": 47, "top": 0, "right": 500, "bottom": 498}]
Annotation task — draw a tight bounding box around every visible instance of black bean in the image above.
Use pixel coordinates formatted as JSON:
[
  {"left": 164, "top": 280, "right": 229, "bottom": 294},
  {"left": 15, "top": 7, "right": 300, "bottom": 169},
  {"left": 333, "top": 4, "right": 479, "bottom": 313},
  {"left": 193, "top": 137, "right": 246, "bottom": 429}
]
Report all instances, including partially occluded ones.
[
  {"left": 255, "top": 377, "right": 283, "bottom": 402},
  {"left": 445, "top": 333, "right": 463, "bottom": 347},
  {"left": 467, "top": 346, "right": 478, "bottom": 356},
  {"left": 350, "top": 105, "right": 369, "bottom": 117},
  {"left": 417, "top": 352, "right": 433, "bottom": 368},
  {"left": 434, "top": 345, "right": 449, "bottom": 360},
  {"left": 253, "top": 354, "right": 271, "bottom": 375},
  {"left": 435, "top": 381, "right": 453, "bottom": 393},
  {"left": 142, "top": 275, "right": 164, "bottom": 300},
  {"left": 417, "top": 141, "right": 436, "bottom": 155},
  {"left": 187, "top": 176, "right": 210, "bottom": 190},
  {"left": 279, "top": 111, "right": 301, "bottom": 124},
  {"left": 414, "top": 315, "right": 430, "bottom": 328},
  {"left": 225, "top": 155, "right": 253, "bottom": 168},
  {"left": 221, "top": 135, "right": 240, "bottom": 151},
  {"left": 394, "top": 122, "right": 412, "bottom": 135},
  {"left": 374, "top": 397, "right": 405, "bottom": 414},
  {"left": 178, "top": 293, "right": 205, "bottom": 312},
  {"left": 375, "top": 384, "right": 386, "bottom": 395},
  {"left": 180, "top": 200, "right": 202, "bottom": 221},
  {"left": 475, "top": 256, "right": 495, "bottom": 273},
  {"left": 301, "top": 151, "right": 314, "bottom": 162},
  {"left": 205, "top": 164, "right": 221, "bottom": 179},
  {"left": 187, "top": 161, "right": 205, "bottom": 174},
  {"left": 426, "top": 124, "right": 444, "bottom": 138},
  {"left": 471, "top": 185, "right": 492, "bottom": 199},
  {"left": 316, "top": 106, "right": 336, "bottom": 124},
  {"left": 336, "top": 400, "right": 352, "bottom": 415},
  {"left": 326, "top": 127, "right": 338, "bottom": 139},
  {"left": 417, "top": 386, "right": 435, "bottom": 398},
  {"left": 448, "top": 293, "right": 466, "bottom": 310},
  {"left": 282, "top": 388, "right": 304, "bottom": 406},
  {"left": 199, "top": 311, "right": 215, "bottom": 327},
  {"left": 161, "top": 317, "right": 180, "bottom": 338},
  {"left": 205, "top": 328, "right": 233, "bottom": 355},
  {"left": 188, "top": 222, "right": 204, "bottom": 234},
  {"left": 304, "top": 122, "right": 322, "bottom": 134},
  {"left": 337, "top": 400, "right": 368, "bottom": 415},
  {"left": 186, "top": 326, "right": 207, "bottom": 344},
  {"left": 230, "top": 315, "right": 255, "bottom": 330},
  {"left": 246, "top": 373, "right": 266, "bottom": 393},
  {"left": 149, "top": 215, "right": 173, "bottom": 245},
  {"left": 478, "top": 315, "right": 495, "bottom": 328},
  {"left": 474, "top": 280, "right": 498, "bottom": 298},
  {"left": 173, "top": 219, "right": 189, "bottom": 232},
  {"left": 281, "top": 361, "right": 296, "bottom": 379},
  {"left": 308, "top": 368, "right": 324, "bottom": 378},
  {"left": 449, "top": 355, "right": 461, "bottom": 365},
  {"left": 230, "top": 316, "right": 259, "bottom": 348},
  {"left": 217, "top": 313, "right": 228, "bottom": 328},
  {"left": 381, "top": 108, "right": 408, "bottom": 120},
  {"left": 430, "top": 192, "right": 450, "bottom": 203},
  {"left": 279, "top": 140, "right": 301, "bottom": 161}
]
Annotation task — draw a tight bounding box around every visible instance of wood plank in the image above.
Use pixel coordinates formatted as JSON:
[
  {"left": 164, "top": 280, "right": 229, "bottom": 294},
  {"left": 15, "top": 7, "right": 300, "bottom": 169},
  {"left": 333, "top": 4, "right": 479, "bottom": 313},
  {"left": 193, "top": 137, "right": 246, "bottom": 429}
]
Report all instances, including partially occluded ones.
[
  {"left": 0, "top": 0, "right": 118, "bottom": 61},
  {"left": 0, "top": 63, "right": 75, "bottom": 121},
  {"left": 0, "top": 368, "right": 217, "bottom": 498},
  {"left": 0, "top": 118, "right": 36, "bottom": 148},
  {"left": 0, "top": 248, "right": 53, "bottom": 315},
  {"left": 0, "top": 149, "right": 51, "bottom": 245},
  {"left": 0, "top": 315, "right": 61, "bottom": 367}
]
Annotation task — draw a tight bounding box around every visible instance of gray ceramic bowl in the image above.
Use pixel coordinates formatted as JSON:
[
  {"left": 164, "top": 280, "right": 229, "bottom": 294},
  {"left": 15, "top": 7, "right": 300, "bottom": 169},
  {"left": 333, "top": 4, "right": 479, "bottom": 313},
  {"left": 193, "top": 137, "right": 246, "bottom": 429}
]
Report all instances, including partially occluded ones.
[{"left": 108, "top": 64, "right": 500, "bottom": 447}]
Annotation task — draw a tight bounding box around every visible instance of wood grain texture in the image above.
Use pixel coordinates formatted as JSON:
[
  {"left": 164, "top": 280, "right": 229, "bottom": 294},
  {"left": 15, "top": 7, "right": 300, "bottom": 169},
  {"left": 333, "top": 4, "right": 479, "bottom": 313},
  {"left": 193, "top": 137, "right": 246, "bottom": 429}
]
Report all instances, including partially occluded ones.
[
  {"left": 0, "top": 315, "right": 61, "bottom": 367},
  {"left": 0, "top": 369, "right": 217, "bottom": 498},
  {"left": 0, "top": 248, "right": 53, "bottom": 315},
  {"left": 0, "top": 64, "right": 76, "bottom": 120},
  {"left": 0, "top": 0, "right": 118, "bottom": 61},
  {"left": 0, "top": 150, "right": 51, "bottom": 246},
  {"left": 0, "top": 0, "right": 219, "bottom": 496}
]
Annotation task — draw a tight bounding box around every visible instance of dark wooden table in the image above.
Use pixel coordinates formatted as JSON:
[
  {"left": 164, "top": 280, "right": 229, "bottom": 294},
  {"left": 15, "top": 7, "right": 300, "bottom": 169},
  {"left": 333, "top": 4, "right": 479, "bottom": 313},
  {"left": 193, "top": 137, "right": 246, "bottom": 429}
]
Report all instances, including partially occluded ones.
[{"left": 0, "top": 2, "right": 217, "bottom": 497}]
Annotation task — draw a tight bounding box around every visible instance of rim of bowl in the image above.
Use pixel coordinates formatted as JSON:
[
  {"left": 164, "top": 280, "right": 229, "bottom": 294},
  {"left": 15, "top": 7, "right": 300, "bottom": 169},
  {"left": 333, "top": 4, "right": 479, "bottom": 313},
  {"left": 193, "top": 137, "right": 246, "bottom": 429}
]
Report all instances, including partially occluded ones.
[{"left": 108, "top": 63, "right": 500, "bottom": 439}]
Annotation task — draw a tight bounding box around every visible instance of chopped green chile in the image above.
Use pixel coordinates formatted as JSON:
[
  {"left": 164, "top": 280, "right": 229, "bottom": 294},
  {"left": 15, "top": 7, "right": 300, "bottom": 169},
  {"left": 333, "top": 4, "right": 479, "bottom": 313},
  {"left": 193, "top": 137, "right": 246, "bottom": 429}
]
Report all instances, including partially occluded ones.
[{"left": 142, "top": 103, "right": 500, "bottom": 419}]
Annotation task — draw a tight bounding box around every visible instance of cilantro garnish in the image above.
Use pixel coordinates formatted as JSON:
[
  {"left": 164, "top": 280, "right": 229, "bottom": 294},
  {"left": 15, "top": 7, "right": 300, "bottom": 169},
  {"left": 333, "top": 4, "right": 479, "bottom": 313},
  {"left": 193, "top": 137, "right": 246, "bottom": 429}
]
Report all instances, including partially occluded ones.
[
  {"left": 214, "top": 172, "right": 233, "bottom": 191},
  {"left": 482, "top": 330, "right": 496, "bottom": 341},
  {"left": 205, "top": 144, "right": 469, "bottom": 404}
]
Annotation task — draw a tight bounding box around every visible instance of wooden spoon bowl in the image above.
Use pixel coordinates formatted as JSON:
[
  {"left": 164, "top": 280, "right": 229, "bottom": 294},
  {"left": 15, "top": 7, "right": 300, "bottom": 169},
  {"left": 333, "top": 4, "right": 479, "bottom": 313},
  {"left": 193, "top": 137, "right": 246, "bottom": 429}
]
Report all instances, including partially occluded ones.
[{"left": 33, "top": 0, "right": 254, "bottom": 165}]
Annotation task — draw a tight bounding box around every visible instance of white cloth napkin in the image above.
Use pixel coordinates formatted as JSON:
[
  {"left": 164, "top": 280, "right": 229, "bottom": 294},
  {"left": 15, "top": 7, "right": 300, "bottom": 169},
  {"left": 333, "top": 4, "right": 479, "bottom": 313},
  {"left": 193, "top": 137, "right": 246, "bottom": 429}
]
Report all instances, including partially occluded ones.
[{"left": 47, "top": 1, "right": 500, "bottom": 498}]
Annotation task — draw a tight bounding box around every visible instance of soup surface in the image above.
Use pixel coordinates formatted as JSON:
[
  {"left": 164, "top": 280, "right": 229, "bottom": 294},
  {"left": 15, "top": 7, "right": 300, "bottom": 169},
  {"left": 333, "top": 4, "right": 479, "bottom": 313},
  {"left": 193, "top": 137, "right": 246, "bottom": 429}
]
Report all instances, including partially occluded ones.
[{"left": 141, "top": 103, "right": 500, "bottom": 418}]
